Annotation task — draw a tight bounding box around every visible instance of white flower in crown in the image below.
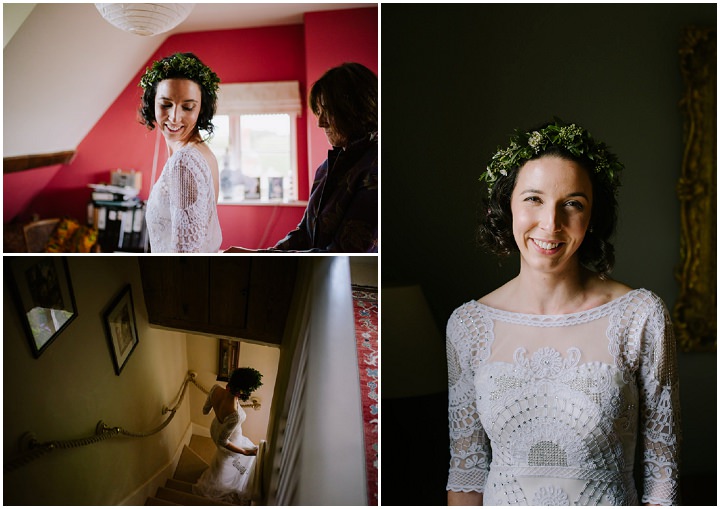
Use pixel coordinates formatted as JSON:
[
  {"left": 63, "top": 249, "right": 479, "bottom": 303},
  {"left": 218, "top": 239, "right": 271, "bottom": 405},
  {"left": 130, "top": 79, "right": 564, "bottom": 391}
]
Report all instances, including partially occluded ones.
[
  {"left": 528, "top": 131, "right": 543, "bottom": 151},
  {"left": 480, "top": 120, "right": 623, "bottom": 199}
]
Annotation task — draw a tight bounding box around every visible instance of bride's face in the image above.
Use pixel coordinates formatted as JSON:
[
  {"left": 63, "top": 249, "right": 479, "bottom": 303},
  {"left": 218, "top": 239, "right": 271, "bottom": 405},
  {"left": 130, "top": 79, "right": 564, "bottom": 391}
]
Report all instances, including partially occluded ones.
[
  {"left": 154, "top": 79, "right": 202, "bottom": 144},
  {"left": 510, "top": 155, "right": 593, "bottom": 275}
]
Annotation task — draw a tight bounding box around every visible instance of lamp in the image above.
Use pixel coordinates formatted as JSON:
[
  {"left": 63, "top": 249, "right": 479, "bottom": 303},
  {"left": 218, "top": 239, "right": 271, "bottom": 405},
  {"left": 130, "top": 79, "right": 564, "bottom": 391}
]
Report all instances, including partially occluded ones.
[
  {"left": 95, "top": 4, "right": 195, "bottom": 37},
  {"left": 382, "top": 285, "right": 447, "bottom": 398},
  {"left": 382, "top": 285, "right": 450, "bottom": 506}
]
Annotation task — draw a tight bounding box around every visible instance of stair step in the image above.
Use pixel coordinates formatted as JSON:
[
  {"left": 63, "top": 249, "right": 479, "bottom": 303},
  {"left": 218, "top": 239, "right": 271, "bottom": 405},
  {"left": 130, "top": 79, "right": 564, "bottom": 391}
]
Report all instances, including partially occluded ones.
[
  {"left": 145, "top": 496, "right": 179, "bottom": 505},
  {"left": 189, "top": 434, "right": 216, "bottom": 465},
  {"left": 165, "top": 478, "right": 194, "bottom": 493},
  {"left": 173, "top": 445, "right": 209, "bottom": 484},
  {"left": 155, "top": 486, "right": 232, "bottom": 506}
]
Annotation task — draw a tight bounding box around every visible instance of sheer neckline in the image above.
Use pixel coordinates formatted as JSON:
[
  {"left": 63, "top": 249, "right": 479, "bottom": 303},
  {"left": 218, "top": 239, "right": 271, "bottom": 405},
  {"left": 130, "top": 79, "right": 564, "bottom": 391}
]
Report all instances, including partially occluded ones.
[{"left": 470, "top": 288, "right": 645, "bottom": 324}]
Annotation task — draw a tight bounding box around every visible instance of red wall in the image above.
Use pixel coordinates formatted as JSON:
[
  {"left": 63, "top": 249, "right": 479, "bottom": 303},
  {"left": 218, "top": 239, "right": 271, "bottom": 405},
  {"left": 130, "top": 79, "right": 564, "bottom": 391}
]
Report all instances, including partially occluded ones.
[
  {"left": 4, "top": 8, "right": 378, "bottom": 250},
  {"left": 304, "top": 7, "right": 379, "bottom": 174},
  {"left": 4, "top": 165, "right": 62, "bottom": 221}
]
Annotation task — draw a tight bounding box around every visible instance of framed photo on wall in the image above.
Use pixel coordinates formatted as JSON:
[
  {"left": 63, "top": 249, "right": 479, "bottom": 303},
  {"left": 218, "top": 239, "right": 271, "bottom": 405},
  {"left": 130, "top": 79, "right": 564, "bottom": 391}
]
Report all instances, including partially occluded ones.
[
  {"left": 217, "top": 339, "right": 240, "bottom": 382},
  {"left": 6, "top": 257, "right": 78, "bottom": 358},
  {"left": 103, "top": 284, "right": 139, "bottom": 375}
]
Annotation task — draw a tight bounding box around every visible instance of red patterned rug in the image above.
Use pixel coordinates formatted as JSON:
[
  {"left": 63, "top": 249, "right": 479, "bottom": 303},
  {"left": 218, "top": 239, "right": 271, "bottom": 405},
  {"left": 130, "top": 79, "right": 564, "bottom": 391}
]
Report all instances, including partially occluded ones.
[{"left": 352, "top": 285, "right": 378, "bottom": 506}]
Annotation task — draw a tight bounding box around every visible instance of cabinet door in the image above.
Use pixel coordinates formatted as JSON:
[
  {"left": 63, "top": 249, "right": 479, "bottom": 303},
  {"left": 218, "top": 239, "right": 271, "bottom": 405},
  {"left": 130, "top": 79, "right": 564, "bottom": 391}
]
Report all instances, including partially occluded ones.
[
  {"left": 139, "top": 257, "right": 209, "bottom": 329},
  {"left": 245, "top": 257, "right": 298, "bottom": 344},
  {"left": 139, "top": 257, "right": 297, "bottom": 344},
  {"left": 209, "top": 258, "right": 251, "bottom": 333}
]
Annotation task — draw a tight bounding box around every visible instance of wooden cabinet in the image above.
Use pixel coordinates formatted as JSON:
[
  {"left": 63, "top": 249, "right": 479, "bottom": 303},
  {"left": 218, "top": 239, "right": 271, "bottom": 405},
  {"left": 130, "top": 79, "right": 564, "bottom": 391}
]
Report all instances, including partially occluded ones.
[{"left": 138, "top": 257, "right": 297, "bottom": 344}]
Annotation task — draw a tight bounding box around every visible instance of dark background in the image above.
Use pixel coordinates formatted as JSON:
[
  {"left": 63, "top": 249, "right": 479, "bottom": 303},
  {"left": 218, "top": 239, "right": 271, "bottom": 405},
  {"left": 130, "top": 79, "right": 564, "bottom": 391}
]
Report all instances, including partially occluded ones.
[{"left": 380, "top": 3, "right": 716, "bottom": 505}]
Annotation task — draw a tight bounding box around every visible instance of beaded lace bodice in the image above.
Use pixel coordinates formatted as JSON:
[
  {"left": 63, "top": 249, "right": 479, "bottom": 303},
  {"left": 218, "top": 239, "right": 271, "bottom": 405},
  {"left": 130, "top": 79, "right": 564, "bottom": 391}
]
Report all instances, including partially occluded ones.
[
  {"left": 145, "top": 145, "right": 222, "bottom": 253},
  {"left": 446, "top": 289, "right": 680, "bottom": 505}
]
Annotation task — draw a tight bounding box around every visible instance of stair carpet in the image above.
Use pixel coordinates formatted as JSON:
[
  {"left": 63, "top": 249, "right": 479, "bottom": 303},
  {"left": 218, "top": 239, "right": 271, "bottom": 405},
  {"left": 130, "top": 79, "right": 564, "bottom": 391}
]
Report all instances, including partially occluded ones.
[{"left": 146, "top": 435, "right": 237, "bottom": 506}]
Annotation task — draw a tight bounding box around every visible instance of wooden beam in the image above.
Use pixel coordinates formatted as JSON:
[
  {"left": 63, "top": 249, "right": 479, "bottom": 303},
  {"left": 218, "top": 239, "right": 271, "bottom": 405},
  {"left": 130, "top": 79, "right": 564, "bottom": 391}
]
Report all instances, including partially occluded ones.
[{"left": 4, "top": 150, "right": 76, "bottom": 174}]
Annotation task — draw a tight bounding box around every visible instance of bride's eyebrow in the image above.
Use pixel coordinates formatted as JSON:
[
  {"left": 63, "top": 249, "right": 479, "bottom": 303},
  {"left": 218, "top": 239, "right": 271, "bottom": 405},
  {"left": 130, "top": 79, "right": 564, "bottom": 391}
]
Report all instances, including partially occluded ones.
[
  {"left": 519, "top": 189, "right": 590, "bottom": 200},
  {"left": 157, "top": 96, "right": 198, "bottom": 103},
  {"left": 566, "top": 191, "right": 590, "bottom": 200}
]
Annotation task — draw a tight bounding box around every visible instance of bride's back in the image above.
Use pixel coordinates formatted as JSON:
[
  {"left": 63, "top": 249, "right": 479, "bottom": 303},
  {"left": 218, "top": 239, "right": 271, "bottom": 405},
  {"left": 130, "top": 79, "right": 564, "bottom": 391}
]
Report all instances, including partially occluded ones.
[{"left": 210, "top": 386, "right": 237, "bottom": 423}]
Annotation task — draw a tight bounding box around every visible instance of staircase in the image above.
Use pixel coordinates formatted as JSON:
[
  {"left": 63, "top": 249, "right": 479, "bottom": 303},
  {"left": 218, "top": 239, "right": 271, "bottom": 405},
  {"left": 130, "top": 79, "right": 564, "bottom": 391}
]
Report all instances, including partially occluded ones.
[{"left": 145, "top": 435, "right": 238, "bottom": 506}]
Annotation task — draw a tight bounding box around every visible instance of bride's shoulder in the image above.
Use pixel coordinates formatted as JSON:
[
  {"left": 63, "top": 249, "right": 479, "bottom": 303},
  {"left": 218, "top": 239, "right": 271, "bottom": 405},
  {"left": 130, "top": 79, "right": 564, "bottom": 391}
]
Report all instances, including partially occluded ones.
[
  {"left": 192, "top": 143, "right": 218, "bottom": 168},
  {"left": 172, "top": 143, "right": 214, "bottom": 167},
  {"left": 476, "top": 280, "right": 515, "bottom": 309},
  {"left": 590, "top": 277, "right": 634, "bottom": 303}
]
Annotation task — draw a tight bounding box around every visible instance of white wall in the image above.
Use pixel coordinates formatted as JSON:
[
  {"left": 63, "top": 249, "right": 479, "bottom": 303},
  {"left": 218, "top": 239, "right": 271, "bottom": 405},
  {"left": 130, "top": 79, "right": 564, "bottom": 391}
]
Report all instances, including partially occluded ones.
[
  {"left": 3, "top": 257, "right": 191, "bottom": 505},
  {"left": 350, "top": 255, "right": 378, "bottom": 286},
  {"left": 298, "top": 256, "right": 367, "bottom": 505}
]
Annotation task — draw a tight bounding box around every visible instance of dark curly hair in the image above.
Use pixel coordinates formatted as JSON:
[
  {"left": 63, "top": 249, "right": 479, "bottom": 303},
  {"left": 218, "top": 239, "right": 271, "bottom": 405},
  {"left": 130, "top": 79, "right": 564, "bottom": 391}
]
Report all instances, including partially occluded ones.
[
  {"left": 138, "top": 52, "right": 217, "bottom": 139},
  {"left": 477, "top": 123, "right": 619, "bottom": 278},
  {"left": 309, "top": 62, "right": 378, "bottom": 141},
  {"left": 227, "top": 367, "right": 263, "bottom": 402}
]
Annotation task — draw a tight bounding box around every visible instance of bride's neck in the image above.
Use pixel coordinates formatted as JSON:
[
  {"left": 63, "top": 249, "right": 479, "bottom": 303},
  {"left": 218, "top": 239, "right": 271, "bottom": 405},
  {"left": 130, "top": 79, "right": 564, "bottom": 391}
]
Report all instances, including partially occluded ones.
[{"left": 513, "top": 263, "right": 595, "bottom": 315}]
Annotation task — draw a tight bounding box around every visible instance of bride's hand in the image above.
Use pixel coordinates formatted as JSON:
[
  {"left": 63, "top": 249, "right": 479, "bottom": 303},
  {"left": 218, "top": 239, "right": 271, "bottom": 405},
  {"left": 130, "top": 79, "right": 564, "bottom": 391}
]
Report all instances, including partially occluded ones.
[{"left": 243, "top": 447, "right": 258, "bottom": 456}]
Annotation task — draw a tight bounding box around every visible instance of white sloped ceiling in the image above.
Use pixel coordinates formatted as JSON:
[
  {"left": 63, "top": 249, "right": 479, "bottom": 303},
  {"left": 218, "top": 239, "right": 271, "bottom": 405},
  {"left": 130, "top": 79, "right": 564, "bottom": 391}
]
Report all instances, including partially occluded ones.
[{"left": 3, "top": 3, "right": 370, "bottom": 159}]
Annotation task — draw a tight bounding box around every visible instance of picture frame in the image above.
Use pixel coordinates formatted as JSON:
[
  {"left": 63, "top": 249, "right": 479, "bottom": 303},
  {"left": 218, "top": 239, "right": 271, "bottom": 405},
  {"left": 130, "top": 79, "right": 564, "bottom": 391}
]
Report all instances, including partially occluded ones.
[
  {"left": 6, "top": 257, "right": 78, "bottom": 358},
  {"left": 268, "top": 177, "right": 284, "bottom": 200},
  {"left": 217, "top": 339, "right": 240, "bottom": 382},
  {"left": 673, "top": 26, "right": 716, "bottom": 352},
  {"left": 103, "top": 284, "right": 140, "bottom": 375},
  {"left": 244, "top": 177, "right": 261, "bottom": 200}
]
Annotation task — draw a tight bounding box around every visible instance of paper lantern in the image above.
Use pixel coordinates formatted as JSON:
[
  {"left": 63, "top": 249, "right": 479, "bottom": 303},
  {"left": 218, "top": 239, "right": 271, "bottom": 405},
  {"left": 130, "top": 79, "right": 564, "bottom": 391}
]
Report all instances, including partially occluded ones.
[{"left": 95, "top": 3, "right": 195, "bottom": 37}]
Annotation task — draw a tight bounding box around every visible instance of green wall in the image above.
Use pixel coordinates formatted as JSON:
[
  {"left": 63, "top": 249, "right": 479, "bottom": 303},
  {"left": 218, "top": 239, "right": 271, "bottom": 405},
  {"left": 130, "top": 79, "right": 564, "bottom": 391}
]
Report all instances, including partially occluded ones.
[{"left": 382, "top": 1, "right": 716, "bottom": 481}]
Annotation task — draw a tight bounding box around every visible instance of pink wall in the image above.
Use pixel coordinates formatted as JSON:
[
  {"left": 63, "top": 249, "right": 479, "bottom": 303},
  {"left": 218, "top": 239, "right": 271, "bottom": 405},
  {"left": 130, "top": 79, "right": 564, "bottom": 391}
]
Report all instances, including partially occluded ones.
[
  {"left": 4, "top": 8, "right": 378, "bottom": 250},
  {"left": 304, "top": 7, "right": 379, "bottom": 174},
  {"left": 4, "top": 165, "right": 62, "bottom": 221}
]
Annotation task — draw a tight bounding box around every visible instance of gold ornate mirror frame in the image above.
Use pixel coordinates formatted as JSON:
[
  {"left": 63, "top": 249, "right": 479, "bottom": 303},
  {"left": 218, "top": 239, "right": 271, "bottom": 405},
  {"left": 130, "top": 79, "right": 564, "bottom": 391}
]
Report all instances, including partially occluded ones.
[{"left": 673, "top": 26, "right": 717, "bottom": 352}]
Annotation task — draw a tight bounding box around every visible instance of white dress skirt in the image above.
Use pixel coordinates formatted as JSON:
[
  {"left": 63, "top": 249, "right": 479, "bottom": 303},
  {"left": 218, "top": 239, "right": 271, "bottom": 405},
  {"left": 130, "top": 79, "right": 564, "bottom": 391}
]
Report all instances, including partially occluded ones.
[{"left": 193, "top": 385, "right": 257, "bottom": 504}]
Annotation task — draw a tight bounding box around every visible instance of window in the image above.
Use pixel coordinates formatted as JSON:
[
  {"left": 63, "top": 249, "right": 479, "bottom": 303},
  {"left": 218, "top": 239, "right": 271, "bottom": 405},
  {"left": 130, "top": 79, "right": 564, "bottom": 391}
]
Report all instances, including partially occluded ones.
[{"left": 206, "top": 82, "right": 302, "bottom": 204}]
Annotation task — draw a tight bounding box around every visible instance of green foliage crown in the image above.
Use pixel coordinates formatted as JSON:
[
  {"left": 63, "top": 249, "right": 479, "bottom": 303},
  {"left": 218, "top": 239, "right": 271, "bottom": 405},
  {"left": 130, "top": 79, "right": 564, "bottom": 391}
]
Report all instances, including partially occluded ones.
[
  {"left": 139, "top": 53, "right": 220, "bottom": 99},
  {"left": 480, "top": 120, "right": 624, "bottom": 196}
]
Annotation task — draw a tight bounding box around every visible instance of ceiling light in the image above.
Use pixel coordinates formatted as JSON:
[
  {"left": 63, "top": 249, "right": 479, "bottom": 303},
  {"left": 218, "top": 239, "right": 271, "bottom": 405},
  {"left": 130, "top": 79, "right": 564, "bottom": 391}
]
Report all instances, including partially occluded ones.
[{"left": 95, "top": 3, "right": 195, "bottom": 37}]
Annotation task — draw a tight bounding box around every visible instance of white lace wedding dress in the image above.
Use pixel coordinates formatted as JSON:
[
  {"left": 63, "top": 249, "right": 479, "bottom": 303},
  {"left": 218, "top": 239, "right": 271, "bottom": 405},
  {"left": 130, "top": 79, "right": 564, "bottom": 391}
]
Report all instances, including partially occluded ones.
[
  {"left": 193, "top": 385, "right": 257, "bottom": 504},
  {"left": 145, "top": 145, "right": 222, "bottom": 252},
  {"left": 446, "top": 289, "right": 680, "bottom": 505}
]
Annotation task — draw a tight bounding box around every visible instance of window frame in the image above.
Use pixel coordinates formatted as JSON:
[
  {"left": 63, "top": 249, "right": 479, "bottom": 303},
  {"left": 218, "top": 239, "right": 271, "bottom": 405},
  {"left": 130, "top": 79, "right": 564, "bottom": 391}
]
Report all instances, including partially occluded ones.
[{"left": 210, "top": 81, "right": 304, "bottom": 206}]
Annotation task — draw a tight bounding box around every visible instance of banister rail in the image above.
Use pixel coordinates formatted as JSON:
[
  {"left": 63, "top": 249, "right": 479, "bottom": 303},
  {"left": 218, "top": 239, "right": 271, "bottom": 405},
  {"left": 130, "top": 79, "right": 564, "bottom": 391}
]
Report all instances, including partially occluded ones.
[{"left": 4, "top": 370, "right": 260, "bottom": 473}]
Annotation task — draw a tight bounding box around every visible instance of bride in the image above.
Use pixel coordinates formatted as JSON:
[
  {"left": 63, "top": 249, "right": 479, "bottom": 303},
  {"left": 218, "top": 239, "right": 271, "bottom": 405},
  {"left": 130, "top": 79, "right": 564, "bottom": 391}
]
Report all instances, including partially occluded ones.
[{"left": 193, "top": 368, "right": 263, "bottom": 504}]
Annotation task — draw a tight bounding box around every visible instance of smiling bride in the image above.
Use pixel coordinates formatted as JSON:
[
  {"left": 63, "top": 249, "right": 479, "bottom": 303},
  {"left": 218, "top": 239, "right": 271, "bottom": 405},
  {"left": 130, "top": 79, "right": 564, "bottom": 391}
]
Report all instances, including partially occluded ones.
[
  {"left": 139, "top": 52, "right": 222, "bottom": 253},
  {"left": 446, "top": 120, "right": 681, "bottom": 506}
]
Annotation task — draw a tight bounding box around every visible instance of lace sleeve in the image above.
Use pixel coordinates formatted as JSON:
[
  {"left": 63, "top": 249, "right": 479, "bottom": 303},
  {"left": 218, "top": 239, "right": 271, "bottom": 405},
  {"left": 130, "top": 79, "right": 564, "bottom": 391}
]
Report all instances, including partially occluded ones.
[
  {"left": 446, "top": 306, "right": 490, "bottom": 493},
  {"left": 216, "top": 412, "right": 240, "bottom": 447},
  {"left": 638, "top": 294, "right": 681, "bottom": 505},
  {"left": 166, "top": 152, "right": 211, "bottom": 253}
]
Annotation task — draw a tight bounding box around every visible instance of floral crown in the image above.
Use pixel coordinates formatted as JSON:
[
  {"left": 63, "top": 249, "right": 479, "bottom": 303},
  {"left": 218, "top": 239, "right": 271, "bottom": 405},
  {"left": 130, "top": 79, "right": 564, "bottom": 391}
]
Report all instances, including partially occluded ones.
[
  {"left": 139, "top": 53, "right": 220, "bottom": 100},
  {"left": 480, "top": 120, "right": 624, "bottom": 197}
]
